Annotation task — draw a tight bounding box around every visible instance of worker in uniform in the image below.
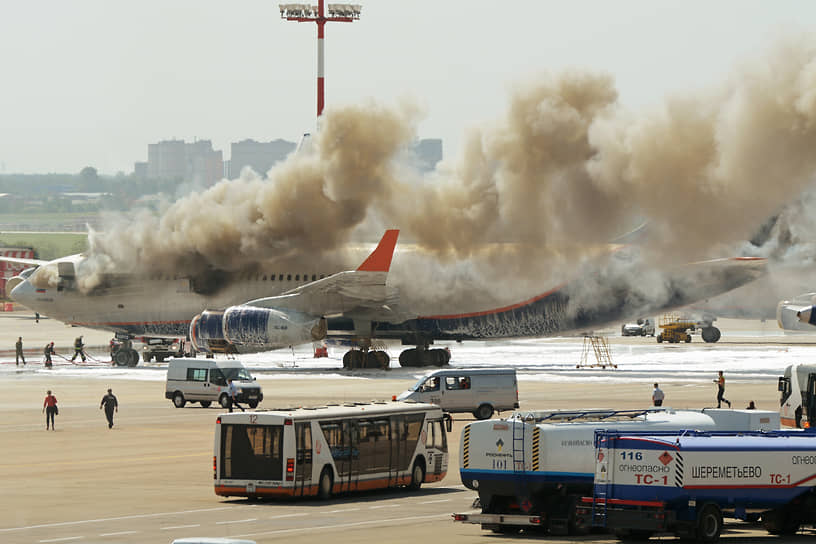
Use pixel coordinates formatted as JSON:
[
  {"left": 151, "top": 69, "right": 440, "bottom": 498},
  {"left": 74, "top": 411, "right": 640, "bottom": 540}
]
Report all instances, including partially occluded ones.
[
  {"left": 652, "top": 383, "right": 665, "bottom": 406},
  {"left": 15, "top": 336, "right": 25, "bottom": 366},
  {"left": 227, "top": 379, "right": 245, "bottom": 413},
  {"left": 43, "top": 342, "right": 55, "bottom": 368},
  {"left": 99, "top": 388, "right": 118, "bottom": 429},
  {"left": 71, "top": 336, "right": 87, "bottom": 362}
]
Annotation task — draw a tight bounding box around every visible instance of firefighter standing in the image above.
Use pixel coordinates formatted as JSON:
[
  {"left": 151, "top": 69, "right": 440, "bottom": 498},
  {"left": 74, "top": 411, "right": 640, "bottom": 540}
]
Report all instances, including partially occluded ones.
[
  {"left": 71, "top": 336, "right": 86, "bottom": 362},
  {"left": 15, "top": 337, "right": 25, "bottom": 366},
  {"left": 43, "top": 342, "right": 55, "bottom": 368}
]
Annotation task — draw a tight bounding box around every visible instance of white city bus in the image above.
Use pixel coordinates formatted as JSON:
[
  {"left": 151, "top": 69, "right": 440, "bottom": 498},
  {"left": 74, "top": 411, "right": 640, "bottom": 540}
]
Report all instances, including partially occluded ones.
[{"left": 214, "top": 401, "right": 450, "bottom": 499}]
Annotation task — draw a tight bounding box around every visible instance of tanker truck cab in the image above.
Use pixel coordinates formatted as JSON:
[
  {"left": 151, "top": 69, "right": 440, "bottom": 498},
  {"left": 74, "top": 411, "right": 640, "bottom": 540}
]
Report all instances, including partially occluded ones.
[
  {"left": 396, "top": 368, "right": 519, "bottom": 420},
  {"left": 779, "top": 363, "right": 816, "bottom": 428},
  {"left": 165, "top": 359, "right": 263, "bottom": 409}
]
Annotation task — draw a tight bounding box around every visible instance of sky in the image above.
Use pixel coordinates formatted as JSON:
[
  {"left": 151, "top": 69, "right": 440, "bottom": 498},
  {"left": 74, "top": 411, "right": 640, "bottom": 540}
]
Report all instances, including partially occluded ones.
[{"left": 3, "top": 1, "right": 816, "bottom": 175}]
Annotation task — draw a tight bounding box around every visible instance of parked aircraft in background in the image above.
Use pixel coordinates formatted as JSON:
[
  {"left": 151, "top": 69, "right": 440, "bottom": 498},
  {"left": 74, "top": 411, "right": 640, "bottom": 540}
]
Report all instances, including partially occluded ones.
[{"left": 4, "top": 230, "right": 766, "bottom": 368}]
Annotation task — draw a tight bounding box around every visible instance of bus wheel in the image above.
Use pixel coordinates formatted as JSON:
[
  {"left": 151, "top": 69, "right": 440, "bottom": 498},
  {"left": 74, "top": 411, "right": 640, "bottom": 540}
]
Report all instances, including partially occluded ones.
[
  {"left": 173, "top": 392, "right": 186, "bottom": 408},
  {"left": 318, "top": 467, "right": 333, "bottom": 500},
  {"left": 696, "top": 504, "right": 722, "bottom": 542},
  {"left": 219, "top": 393, "right": 230, "bottom": 409},
  {"left": 408, "top": 460, "right": 425, "bottom": 490}
]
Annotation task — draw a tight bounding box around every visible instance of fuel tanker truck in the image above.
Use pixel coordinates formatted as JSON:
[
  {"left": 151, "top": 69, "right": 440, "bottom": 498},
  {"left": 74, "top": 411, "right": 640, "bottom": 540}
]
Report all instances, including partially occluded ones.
[
  {"left": 575, "top": 430, "right": 816, "bottom": 542},
  {"left": 453, "top": 408, "right": 779, "bottom": 534}
]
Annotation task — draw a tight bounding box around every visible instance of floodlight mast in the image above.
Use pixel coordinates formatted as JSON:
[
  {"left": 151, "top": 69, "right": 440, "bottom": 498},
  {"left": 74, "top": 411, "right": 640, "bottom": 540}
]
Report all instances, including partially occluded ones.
[{"left": 279, "top": 2, "right": 362, "bottom": 118}]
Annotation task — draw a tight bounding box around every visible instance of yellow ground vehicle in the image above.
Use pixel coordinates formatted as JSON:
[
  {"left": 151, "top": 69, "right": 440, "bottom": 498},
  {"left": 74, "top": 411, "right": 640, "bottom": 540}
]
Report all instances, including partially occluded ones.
[{"left": 656, "top": 313, "right": 695, "bottom": 343}]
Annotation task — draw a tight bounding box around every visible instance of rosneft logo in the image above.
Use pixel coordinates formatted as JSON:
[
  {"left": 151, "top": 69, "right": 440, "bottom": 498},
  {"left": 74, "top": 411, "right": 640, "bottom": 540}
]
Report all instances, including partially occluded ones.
[{"left": 496, "top": 438, "right": 504, "bottom": 452}]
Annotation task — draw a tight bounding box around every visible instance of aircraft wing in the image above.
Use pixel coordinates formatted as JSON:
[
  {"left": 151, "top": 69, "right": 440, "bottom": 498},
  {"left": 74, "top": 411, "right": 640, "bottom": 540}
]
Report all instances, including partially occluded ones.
[{"left": 0, "top": 256, "right": 47, "bottom": 267}]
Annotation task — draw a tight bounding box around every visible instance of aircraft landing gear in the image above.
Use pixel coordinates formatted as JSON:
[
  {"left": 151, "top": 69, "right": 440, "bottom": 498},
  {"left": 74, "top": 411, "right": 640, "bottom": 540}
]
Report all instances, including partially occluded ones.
[
  {"left": 701, "top": 326, "right": 721, "bottom": 343},
  {"left": 342, "top": 349, "right": 390, "bottom": 370},
  {"left": 398, "top": 346, "right": 451, "bottom": 367}
]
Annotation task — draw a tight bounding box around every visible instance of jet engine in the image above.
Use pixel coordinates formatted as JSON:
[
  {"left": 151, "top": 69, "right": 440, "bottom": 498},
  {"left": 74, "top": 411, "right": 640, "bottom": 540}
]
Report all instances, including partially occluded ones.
[{"left": 190, "top": 306, "right": 327, "bottom": 354}]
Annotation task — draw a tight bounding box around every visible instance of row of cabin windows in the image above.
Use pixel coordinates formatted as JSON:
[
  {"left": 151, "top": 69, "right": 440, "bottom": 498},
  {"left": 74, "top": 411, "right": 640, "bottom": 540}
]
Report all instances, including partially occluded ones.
[{"left": 149, "top": 273, "right": 328, "bottom": 282}]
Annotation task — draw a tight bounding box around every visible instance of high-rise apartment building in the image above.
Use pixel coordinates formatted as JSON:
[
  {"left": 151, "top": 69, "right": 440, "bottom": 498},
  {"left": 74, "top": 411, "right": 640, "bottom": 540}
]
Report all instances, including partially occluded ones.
[{"left": 229, "top": 139, "right": 296, "bottom": 178}]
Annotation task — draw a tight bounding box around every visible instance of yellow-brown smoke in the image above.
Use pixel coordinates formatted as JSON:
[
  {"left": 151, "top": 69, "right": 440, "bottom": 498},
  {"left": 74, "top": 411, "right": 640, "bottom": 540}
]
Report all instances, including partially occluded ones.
[{"left": 81, "top": 38, "right": 816, "bottom": 300}]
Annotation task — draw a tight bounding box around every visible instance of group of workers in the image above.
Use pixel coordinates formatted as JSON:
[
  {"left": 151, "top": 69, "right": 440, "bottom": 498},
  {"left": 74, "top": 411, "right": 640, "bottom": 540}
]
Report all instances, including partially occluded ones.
[
  {"left": 652, "top": 372, "right": 754, "bottom": 409},
  {"left": 41, "top": 387, "right": 119, "bottom": 430},
  {"left": 15, "top": 336, "right": 89, "bottom": 369}
]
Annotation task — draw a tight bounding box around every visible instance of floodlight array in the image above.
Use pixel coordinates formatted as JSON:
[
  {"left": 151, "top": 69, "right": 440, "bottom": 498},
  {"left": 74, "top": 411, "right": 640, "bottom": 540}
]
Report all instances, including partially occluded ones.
[
  {"left": 327, "top": 4, "right": 362, "bottom": 17},
  {"left": 279, "top": 4, "right": 315, "bottom": 17}
]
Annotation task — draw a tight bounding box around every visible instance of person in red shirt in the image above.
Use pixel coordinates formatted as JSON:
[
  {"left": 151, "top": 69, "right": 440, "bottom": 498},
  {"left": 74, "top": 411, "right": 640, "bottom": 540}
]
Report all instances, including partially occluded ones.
[{"left": 43, "top": 390, "right": 58, "bottom": 430}]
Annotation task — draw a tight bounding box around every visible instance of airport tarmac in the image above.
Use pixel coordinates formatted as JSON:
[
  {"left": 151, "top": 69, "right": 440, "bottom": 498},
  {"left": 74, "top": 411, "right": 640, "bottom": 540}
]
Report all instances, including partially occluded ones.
[{"left": 1, "top": 310, "right": 814, "bottom": 543}]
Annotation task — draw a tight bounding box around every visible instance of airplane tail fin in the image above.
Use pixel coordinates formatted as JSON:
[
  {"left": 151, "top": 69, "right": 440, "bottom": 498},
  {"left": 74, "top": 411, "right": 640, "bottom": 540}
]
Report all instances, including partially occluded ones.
[{"left": 356, "top": 229, "right": 400, "bottom": 272}]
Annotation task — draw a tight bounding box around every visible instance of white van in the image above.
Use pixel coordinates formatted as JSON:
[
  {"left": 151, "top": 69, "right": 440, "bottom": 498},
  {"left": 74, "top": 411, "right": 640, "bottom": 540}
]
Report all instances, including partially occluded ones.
[
  {"left": 396, "top": 368, "right": 519, "bottom": 419},
  {"left": 165, "top": 359, "right": 263, "bottom": 409}
]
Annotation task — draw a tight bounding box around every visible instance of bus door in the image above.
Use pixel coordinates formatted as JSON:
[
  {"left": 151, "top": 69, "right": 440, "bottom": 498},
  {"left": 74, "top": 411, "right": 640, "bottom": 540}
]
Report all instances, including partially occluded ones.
[
  {"left": 807, "top": 374, "right": 816, "bottom": 427},
  {"left": 389, "top": 415, "right": 407, "bottom": 486},
  {"left": 295, "top": 422, "right": 313, "bottom": 496},
  {"left": 348, "top": 420, "right": 360, "bottom": 490}
]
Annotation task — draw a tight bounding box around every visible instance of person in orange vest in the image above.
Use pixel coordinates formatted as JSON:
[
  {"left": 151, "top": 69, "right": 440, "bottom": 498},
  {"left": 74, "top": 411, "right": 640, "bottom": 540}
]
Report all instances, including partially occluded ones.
[{"left": 714, "top": 370, "right": 731, "bottom": 408}]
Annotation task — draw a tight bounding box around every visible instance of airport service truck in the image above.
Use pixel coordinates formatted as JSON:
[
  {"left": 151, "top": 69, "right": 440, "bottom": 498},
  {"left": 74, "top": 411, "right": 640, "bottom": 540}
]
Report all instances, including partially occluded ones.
[
  {"left": 778, "top": 363, "right": 816, "bottom": 428},
  {"left": 575, "top": 430, "right": 816, "bottom": 542},
  {"left": 452, "top": 408, "right": 779, "bottom": 535}
]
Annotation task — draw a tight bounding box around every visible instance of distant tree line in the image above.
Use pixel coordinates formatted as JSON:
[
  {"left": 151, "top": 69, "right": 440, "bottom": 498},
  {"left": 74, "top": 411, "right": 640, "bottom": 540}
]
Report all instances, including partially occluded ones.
[{"left": 0, "top": 168, "right": 189, "bottom": 213}]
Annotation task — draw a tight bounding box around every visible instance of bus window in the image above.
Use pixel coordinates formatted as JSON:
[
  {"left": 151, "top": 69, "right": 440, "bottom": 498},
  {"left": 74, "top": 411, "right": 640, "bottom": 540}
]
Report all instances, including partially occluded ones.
[
  {"left": 221, "top": 424, "right": 283, "bottom": 480},
  {"left": 425, "top": 420, "right": 447, "bottom": 451}
]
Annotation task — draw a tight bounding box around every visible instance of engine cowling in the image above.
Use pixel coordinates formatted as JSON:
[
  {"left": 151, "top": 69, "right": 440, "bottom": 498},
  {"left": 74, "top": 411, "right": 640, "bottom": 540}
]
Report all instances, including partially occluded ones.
[{"left": 190, "top": 306, "right": 327, "bottom": 354}]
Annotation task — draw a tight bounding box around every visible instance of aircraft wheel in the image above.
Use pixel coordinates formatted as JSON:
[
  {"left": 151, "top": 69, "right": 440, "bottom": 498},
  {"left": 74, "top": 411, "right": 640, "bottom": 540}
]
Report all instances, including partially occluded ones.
[
  {"left": 702, "top": 327, "right": 721, "bottom": 343},
  {"left": 114, "top": 350, "right": 130, "bottom": 367}
]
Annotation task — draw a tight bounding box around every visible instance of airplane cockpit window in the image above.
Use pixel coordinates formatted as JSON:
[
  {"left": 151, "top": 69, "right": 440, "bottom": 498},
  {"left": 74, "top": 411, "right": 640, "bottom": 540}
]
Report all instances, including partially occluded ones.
[
  {"left": 20, "top": 267, "right": 37, "bottom": 279},
  {"left": 30, "top": 262, "right": 60, "bottom": 289}
]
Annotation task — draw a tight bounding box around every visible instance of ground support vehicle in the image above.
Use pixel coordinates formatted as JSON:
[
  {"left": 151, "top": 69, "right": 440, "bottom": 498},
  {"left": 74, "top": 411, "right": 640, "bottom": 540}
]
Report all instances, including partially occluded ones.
[
  {"left": 656, "top": 314, "right": 695, "bottom": 343},
  {"left": 453, "top": 408, "right": 779, "bottom": 535},
  {"left": 140, "top": 337, "right": 183, "bottom": 362},
  {"left": 621, "top": 318, "right": 655, "bottom": 337},
  {"left": 214, "top": 401, "right": 449, "bottom": 499},
  {"left": 396, "top": 368, "right": 519, "bottom": 419},
  {"left": 778, "top": 363, "right": 816, "bottom": 428},
  {"left": 165, "top": 359, "right": 262, "bottom": 408},
  {"left": 576, "top": 430, "right": 816, "bottom": 542}
]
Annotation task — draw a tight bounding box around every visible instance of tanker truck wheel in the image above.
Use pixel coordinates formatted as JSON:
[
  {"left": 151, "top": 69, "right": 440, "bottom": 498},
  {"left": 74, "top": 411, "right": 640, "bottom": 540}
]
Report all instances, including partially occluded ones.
[{"left": 696, "top": 503, "right": 723, "bottom": 542}]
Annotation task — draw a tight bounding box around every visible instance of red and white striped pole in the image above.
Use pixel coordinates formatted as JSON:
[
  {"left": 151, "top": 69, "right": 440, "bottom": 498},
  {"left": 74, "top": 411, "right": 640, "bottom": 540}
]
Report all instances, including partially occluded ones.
[
  {"left": 280, "top": 2, "right": 361, "bottom": 119},
  {"left": 317, "top": 0, "right": 325, "bottom": 117}
]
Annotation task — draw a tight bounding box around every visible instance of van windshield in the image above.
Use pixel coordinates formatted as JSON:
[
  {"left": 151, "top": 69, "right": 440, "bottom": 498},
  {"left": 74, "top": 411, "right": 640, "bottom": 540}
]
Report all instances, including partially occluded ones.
[{"left": 221, "top": 367, "right": 253, "bottom": 381}]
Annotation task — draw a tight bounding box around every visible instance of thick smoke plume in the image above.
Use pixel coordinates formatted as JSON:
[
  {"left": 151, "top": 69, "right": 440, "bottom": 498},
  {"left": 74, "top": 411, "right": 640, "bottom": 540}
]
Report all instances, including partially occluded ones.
[{"left": 76, "top": 38, "right": 816, "bottom": 312}]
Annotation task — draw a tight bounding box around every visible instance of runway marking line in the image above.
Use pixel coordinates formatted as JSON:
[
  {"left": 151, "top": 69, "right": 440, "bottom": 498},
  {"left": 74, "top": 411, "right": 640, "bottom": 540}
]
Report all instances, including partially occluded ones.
[
  {"left": 38, "top": 537, "right": 83, "bottom": 543},
  {"left": 328, "top": 508, "right": 360, "bottom": 513},
  {"left": 160, "top": 524, "right": 201, "bottom": 530},
  {"left": 0, "top": 506, "right": 232, "bottom": 532},
  {"left": 268, "top": 513, "right": 308, "bottom": 519},
  {"left": 369, "top": 504, "right": 400, "bottom": 509},
  {"left": 99, "top": 531, "right": 139, "bottom": 536},
  {"left": 422, "top": 499, "right": 452, "bottom": 504},
  {"left": 216, "top": 518, "right": 257, "bottom": 525},
  {"left": 234, "top": 513, "right": 448, "bottom": 538}
]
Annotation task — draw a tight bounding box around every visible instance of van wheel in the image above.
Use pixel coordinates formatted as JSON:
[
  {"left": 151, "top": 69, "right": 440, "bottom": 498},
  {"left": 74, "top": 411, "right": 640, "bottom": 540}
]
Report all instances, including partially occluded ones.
[
  {"left": 173, "top": 392, "right": 186, "bottom": 408},
  {"left": 200, "top": 401, "right": 211, "bottom": 408},
  {"left": 696, "top": 504, "right": 723, "bottom": 542},
  {"left": 318, "top": 467, "right": 333, "bottom": 500},
  {"left": 474, "top": 404, "right": 494, "bottom": 420},
  {"left": 219, "top": 393, "right": 230, "bottom": 409},
  {"left": 408, "top": 460, "right": 425, "bottom": 490}
]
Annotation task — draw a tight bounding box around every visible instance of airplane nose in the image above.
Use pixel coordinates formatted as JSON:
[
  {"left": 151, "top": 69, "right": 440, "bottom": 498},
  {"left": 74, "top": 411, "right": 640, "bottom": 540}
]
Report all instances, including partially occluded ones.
[{"left": 798, "top": 306, "right": 816, "bottom": 326}]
